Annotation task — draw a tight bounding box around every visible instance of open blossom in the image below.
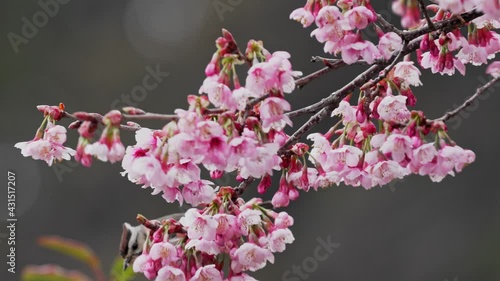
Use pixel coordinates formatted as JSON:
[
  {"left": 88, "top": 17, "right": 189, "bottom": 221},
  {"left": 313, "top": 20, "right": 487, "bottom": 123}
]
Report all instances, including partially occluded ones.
[
  {"left": 149, "top": 242, "right": 179, "bottom": 264},
  {"left": 394, "top": 61, "right": 422, "bottom": 86},
  {"left": 380, "top": 134, "right": 413, "bottom": 162},
  {"left": 259, "top": 97, "right": 292, "bottom": 132},
  {"left": 84, "top": 138, "right": 125, "bottom": 163},
  {"left": 331, "top": 100, "right": 356, "bottom": 124},
  {"left": 378, "top": 32, "right": 403, "bottom": 60},
  {"left": 15, "top": 124, "right": 75, "bottom": 166},
  {"left": 191, "top": 265, "right": 223, "bottom": 281},
  {"left": 340, "top": 34, "right": 381, "bottom": 64},
  {"left": 370, "top": 160, "right": 410, "bottom": 186},
  {"left": 268, "top": 228, "right": 295, "bottom": 253},
  {"left": 231, "top": 243, "right": 274, "bottom": 273},
  {"left": 486, "top": 61, "right": 500, "bottom": 77},
  {"left": 85, "top": 111, "right": 125, "bottom": 163},
  {"left": 310, "top": 6, "right": 345, "bottom": 45},
  {"left": 180, "top": 209, "right": 218, "bottom": 241},
  {"left": 342, "top": 5, "right": 376, "bottom": 30},
  {"left": 376, "top": 95, "right": 411, "bottom": 124},
  {"left": 457, "top": 42, "right": 489, "bottom": 66},
  {"left": 246, "top": 51, "right": 301, "bottom": 97},
  {"left": 155, "top": 266, "right": 186, "bottom": 281},
  {"left": 290, "top": 7, "right": 315, "bottom": 27}
]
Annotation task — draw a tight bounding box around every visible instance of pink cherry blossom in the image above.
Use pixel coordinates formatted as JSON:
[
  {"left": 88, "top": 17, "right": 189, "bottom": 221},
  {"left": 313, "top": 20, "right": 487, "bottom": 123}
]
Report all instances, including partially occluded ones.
[
  {"left": 394, "top": 61, "right": 422, "bottom": 86},
  {"left": 327, "top": 145, "right": 363, "bottom": 171},
  {"left": 239, "top": 143, "right": 281, "bottom": 179},
  {"left": 376, "top": 95, "right": 411, "bottom": 124},
  {"left": 290, "top": 7, "right": 315, "bottom": 27},
  {"left": 226, "top": 273, "right": 258, "bottom": 281},
  {"left": 486, "top": 61, "right": 500, "bottom": 77},
  {"left": 260, "top": 97, "right": 292, "bottom": 132},
  {"left": 310, "top": 6, "right": 345, "bottom": 45},
  {"left": 191, "top": 265, "right": 223, "bottom": 281},
  {"left": 179, "top": 209, "right": 218, "bottom": 241},
  {"left": 15, "top": 124, "right": 75, "bottom": 166},
  {"left": 340, "top": 34, "right": 381, "bottom": 64},
  {"left": 370, "top": 160, "right": 410, "bottom": 186},
  {"left": 268, "top": 228, "right": 295, "bottom": 253},
  {"left": 149, "top": 242, "right": 179, "bottom": 264},
  {"left": 457, "top": 42, "right": 489, "bottom": 66},
  {"left": 214, "top": 214, "right": 239, "bottom": 240},
  {"left": 199, "top": 77, "right": 232, "bottom": 109},
  {"left": 231, "top": 243, "right": 274, "bottom": 273},
  {"left": 133, "top": 254, "right": 159, "bottom": 280},
  {"left": 331, "top": 100, "right": 356, "bottom": 124},
  {"left": 344, "top": 6, "right": 376, "bottom": 30},
  {"left": 182, "top": 180, "right": 215, "bottom": 206},
  {"left": 185, "top": 239, "right": 220, "bottom": 255},
  {"left": 274, "top": 212, "right": 294, "bottom": 229},
  {"left": 378, "top": 32, "right": 403, "bottom": 60},
  {"left": 380, "top": 134, "right": 413, "bottom": 162},
  {"left": 155, "top": 266, "right": 186, "bottom": 281},
  {"left": 238, "top": 209, "right": 262, "bottom": 235}
]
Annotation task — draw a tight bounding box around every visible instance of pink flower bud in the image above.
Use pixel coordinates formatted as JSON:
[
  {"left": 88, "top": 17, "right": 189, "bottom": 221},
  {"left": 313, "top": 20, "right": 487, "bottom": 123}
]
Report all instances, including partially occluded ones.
[{"left": 122, "top": 107, "right": 145, "bottom": 115}]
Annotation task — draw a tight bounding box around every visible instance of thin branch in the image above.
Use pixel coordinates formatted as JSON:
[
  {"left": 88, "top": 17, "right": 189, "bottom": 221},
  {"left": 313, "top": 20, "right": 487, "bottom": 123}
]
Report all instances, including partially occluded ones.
[
  {"left": 279, "top": 106, "right": 332, "bottom": 154},
  {"left": 361, "top": 41, "right": 408, "bottom": 90},
  {"left": 295, "top": 60, "right": 348, "bottom": 89},
  {"left": 417, "top": 0, "right": 436, "bottom": 31},
  {"left": 287, "top": 64, "right": 384, "bottom": 118},
  {"left": 402, "top": 9, "right": 482, "bottom": 41},
  {"left": 63, "top": 112, "right": 140, "bottom": 131},
  {"left": 433, "top": 76, "right": 500, "bottom": 122},
  {"left": 232, "top": 177, "right": 254, "bottom": 199},
  {"left": 123, "top": 113, "right": 178, "bottom": 121},
  {"left": 376, "top": 14, "right": 405, "bottom": 37}
]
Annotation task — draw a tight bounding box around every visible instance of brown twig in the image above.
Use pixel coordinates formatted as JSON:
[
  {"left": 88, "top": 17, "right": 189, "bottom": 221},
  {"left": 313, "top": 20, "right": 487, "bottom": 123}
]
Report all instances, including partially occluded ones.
[
  {"left": 433, "top": 76, "right": 500, "bottom": 122},
  {"left": 62, "top": 112, "right": 140, "bottom": 131},
  {"left": 417, "top": 0, "right": 436, "bottom": 31},
  {"left": 123, "top": 113, "right": 178, "bottom": 121},
  {"left": 295, "top": 60, "right": 348, "bottom": 89}
]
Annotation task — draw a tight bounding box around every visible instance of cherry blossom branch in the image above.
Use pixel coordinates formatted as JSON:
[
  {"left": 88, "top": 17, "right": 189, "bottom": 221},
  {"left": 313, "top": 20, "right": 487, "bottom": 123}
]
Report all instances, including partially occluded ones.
[
  {"left": 62, "top": 112, "right": 140, "bottom": 131},
  {"left": 361, "top": 41, "right": 408, "bottom": 90},
  {"left": 288, "top": 9, "right": 483, "bottom": 119},
  {"left": 122, "top": 113, "right": 178, "bottom": 121},
  {"left": 232, "top": 177, "right": 254, "bottom": 199},
  {"left": 295, "top": 59, "right": 348, "bottom": 89},
  {"left": 417, "top": 0, "right": 437, "bottom": 31},
  {"left": 376, "top": 14, "right": 404, "bottom": 37},
  {"left": 402, "top": 9, "right": 482, "bottom": 41},
  {"left": 433, "top": 76, "right": 500, "bottom": 122},
  {"left": 279, "top": 106, "right": 332, "bottom": 154}
]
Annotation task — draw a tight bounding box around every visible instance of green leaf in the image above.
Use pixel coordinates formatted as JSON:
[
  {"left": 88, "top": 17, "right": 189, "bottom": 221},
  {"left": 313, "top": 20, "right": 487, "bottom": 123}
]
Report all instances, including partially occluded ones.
[
  {"left": 110, "top": 256, "right": 136, "bottom": 281},
  {"left": 37, "top": 236, "right": 101, "bottom": 271},
  {"left": 21, "top": 264, "right": 92, "bottom": 281}
]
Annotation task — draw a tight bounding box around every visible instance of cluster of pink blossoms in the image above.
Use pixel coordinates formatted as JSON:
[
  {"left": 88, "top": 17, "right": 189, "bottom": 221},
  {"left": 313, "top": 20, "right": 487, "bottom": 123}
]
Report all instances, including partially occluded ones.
[
  {"left": 291, "top": 0, "right": 500, "bottom": 75},
  {"left": 15, "top": 104, "right": 75, "bottom": 166},
  {"left": 133, "top": 191, "right": 294, "bottom": 281},
  {"left": 121, "top": 31, "right": 302, "bottom": 206},
  {"left": 15, "top": 2, "right": 500, "bottom": 279},
  {"left": 291, "top": 0, "right": 403, "bottom": 64}
]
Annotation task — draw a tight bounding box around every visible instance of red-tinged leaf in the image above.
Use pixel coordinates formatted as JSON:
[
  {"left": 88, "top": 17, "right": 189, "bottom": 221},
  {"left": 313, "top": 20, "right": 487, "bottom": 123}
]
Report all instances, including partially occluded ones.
[
  {"left": 21, "top": 264, "right": 92, "bottom": 281},
  {"left": 37, "top": 236, "right": 101, "bottom": 270}
]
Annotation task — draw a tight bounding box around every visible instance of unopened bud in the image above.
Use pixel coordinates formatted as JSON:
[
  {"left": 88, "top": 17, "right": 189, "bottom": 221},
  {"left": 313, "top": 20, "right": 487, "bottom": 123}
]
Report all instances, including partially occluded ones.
[
  {"left": 68, "top": 120, "right": 82, "bottom": 129},
  {"left": 122, "top": 107, "right": 145, "bottom": 115}
]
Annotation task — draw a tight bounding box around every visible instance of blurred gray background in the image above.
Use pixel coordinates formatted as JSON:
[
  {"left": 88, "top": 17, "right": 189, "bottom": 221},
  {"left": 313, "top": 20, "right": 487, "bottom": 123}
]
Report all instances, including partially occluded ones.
[{"left": 1, "top": 1, "right": 499, "bottom": 280}]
